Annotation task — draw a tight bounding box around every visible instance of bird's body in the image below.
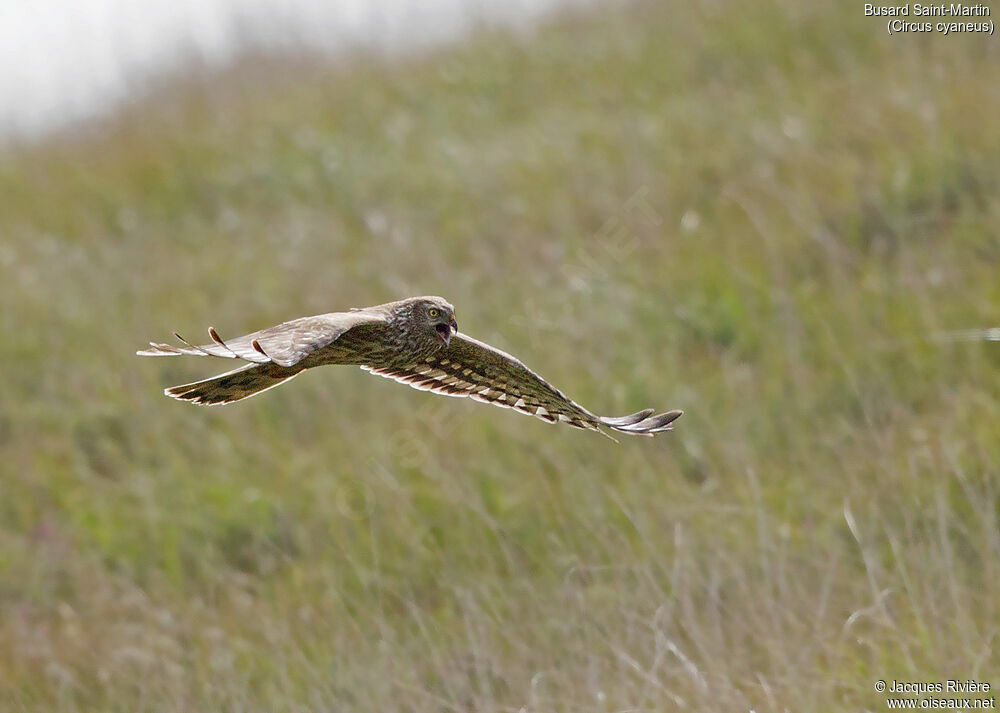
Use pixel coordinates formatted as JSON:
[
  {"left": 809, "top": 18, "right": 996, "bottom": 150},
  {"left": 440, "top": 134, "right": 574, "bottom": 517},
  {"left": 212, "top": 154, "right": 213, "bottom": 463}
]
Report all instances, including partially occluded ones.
[{"left": 138, "top": 296, "right": 682, "bottom": 437}]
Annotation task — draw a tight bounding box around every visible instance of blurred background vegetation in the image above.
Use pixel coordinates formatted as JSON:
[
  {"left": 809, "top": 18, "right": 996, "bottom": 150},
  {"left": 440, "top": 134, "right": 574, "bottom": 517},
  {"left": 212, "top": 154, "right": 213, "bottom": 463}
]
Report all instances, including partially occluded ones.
[{"left": 2, "top": 0, "right": 999, "bottom": 710}]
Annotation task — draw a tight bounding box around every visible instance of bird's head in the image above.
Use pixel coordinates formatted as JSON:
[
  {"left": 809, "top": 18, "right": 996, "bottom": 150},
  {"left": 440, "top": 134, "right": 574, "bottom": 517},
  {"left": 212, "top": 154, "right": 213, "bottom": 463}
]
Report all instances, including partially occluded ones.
[{"left": 410, "top": 296, "right": 458, "bottom": 347}]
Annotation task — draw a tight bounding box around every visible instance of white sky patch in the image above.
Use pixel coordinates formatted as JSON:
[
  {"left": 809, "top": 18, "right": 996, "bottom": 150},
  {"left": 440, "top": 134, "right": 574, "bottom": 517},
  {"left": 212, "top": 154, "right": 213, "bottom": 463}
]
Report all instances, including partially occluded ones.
[{"left": 0, "top": 0, "right": 595, "bottom": 140}]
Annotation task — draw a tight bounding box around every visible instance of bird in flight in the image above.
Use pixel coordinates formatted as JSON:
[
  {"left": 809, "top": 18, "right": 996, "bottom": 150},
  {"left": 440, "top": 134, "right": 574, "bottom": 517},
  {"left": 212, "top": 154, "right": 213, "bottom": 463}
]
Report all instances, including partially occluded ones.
[{"left": 137, "top": 296, "right": 682, "bottom": 437}]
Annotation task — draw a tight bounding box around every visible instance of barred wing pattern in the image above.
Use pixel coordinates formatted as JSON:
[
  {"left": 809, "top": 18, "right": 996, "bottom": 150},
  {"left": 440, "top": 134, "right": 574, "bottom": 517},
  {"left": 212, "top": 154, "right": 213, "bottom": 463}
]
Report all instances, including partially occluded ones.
[
  {"left": 138, "top": 312, "right": 384, "bottom": 367},
  {"left": 362, "top": 333, "right": 682, "bottom": 437}
]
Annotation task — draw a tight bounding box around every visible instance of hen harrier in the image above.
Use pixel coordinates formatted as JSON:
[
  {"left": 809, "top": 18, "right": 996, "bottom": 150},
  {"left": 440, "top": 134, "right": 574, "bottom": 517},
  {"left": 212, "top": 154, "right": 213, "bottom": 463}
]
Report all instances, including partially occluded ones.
[{"left": 137, "top": 296, "right": 682, "bottom": 437}]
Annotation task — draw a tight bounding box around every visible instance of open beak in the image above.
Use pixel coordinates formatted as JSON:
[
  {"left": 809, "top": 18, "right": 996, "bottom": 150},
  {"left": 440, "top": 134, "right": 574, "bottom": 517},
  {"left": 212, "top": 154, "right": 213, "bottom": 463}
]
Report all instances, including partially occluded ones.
[{"left": 436, "top": 315, "right": 458, "bottom": 346}]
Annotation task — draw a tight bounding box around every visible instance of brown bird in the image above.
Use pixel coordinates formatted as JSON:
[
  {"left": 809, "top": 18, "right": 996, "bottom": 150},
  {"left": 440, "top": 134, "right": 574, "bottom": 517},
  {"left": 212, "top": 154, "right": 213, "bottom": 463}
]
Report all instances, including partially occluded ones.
[{"left": 137, "top": 296, "right": 682, "bottom": 437}]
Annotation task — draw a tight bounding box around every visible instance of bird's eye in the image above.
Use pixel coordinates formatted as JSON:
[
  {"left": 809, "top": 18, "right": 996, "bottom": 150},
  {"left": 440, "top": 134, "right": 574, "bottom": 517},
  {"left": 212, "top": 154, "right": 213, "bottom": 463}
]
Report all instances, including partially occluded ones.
[{"left": 429, "top": 308, "right": 440, "bottom": 318}]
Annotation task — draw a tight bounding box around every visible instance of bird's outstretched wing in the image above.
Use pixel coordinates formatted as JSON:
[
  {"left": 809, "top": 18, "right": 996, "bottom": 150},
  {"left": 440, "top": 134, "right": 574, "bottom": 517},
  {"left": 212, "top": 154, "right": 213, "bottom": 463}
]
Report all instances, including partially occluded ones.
[
  {"left": 362, "top": 333, "right": 681, "bottom": 437},
  {"left": 137, "top": 311, "right": 385, "bottom": 367}
]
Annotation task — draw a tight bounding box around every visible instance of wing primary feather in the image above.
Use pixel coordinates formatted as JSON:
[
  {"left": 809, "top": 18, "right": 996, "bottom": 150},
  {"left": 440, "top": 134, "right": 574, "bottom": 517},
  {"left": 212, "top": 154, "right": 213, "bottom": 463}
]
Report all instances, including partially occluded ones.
[
  {"left": 208, "top": 327, "right": 239, "bottom": 357},
  {"left": 601, "top": 409, "right": 683, "bottom": 435},
  {"left": 251, "top": 339, "right": 271, "bottom": 359},
  {"left": 207, "top": 327, "right": 269, "bottom": 363},
  {"left": 173, "top": 332, "right": 219, "bottom": 357},
  {"left": 357, "top": 332, "right": 683, "bottom": 439},
  {"left": 137, "top": 342, "right": 182, "bottom": 356},
  {"left": 600, "top": 409, "right": 655, "bottom": 427}
]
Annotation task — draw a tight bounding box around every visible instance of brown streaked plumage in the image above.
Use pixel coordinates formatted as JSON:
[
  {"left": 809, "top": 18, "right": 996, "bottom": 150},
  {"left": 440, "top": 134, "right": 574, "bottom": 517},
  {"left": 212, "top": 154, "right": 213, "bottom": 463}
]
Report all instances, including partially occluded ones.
[{"left": 137, "top": 296, "right": 682, "bottom": 437}]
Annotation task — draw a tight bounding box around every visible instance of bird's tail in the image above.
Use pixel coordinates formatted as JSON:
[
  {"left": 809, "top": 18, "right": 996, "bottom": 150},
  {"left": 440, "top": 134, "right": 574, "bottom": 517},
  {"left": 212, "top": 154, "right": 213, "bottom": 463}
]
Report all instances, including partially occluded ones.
[{"left": 165, "top": 362, "right": 304, "bottom": 405}]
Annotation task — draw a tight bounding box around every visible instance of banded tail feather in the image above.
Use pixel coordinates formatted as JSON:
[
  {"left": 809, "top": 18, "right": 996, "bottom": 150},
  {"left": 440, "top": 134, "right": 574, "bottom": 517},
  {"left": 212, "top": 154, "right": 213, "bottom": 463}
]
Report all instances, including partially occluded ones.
[{"left": 165, "top": 362, "right": 304, "bottom": 406}]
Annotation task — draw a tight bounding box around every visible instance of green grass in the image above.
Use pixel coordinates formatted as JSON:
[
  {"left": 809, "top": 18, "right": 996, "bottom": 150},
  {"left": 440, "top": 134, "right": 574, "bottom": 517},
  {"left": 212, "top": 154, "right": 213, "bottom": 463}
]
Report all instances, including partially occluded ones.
[{"left": 2, "top": 1, "right": 999, "bottom": 710}]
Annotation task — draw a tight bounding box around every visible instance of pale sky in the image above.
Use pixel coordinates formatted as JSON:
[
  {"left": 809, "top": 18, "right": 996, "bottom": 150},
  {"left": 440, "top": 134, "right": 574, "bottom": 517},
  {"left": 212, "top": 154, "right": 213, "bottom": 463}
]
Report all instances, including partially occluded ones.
[{"left": 0, "top": 0, "right": 591, "bottom": 139}]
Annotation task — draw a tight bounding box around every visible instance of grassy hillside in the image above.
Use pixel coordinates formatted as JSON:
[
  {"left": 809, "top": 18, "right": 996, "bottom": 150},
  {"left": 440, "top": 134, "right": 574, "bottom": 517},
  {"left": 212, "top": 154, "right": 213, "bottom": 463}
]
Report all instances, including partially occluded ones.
[{"left": 2, "top": 1, "right": 998, "bottom": 710}]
